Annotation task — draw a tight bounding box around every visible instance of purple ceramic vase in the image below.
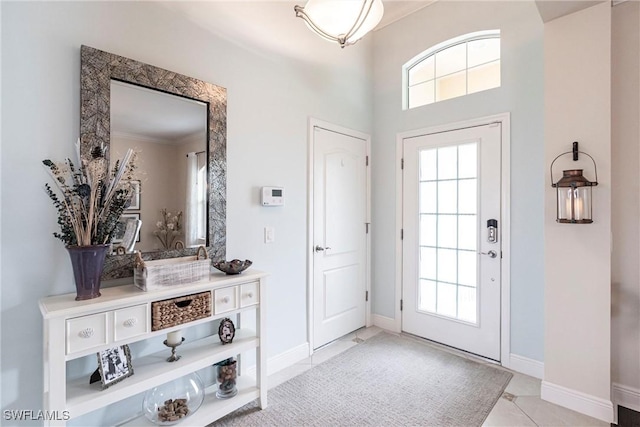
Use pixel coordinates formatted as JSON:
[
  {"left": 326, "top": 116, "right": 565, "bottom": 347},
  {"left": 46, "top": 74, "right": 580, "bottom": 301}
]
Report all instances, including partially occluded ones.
[{"left": 66, "top": 244, "right": 110, "bottom": 301}]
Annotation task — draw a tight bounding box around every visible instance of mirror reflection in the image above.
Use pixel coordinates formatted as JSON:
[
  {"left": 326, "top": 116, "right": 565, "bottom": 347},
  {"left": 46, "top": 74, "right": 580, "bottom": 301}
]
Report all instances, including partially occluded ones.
[{"left": 110, "top": 80, "right": 208, "bottom": 253}]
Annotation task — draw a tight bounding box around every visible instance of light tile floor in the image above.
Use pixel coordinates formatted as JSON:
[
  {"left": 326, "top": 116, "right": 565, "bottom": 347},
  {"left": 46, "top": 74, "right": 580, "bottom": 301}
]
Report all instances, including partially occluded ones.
[{"left": 266, "top": 326, "right": 609, "bottom": 427}]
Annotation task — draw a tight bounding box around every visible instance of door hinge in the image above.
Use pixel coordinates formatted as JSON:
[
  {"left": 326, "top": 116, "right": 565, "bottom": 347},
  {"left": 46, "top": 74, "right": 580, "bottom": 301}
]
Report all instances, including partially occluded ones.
[
  {"left": 366, "top": 291, "right": 369, "bottom": 302},
  {"left": 366, "top": 155, "right": 369, "bottom": 166},
  {"left": 400, "top": 299, "right": 403, "bottom": 311},
  {"left": 401, "top": 158, "right": 404, "bottom": 169},
  {"left": 400, "top": 229, "right": 404, "bottom": 240},
  {"left": 366, "top": 223, "right": 370, "bottom": 234}
]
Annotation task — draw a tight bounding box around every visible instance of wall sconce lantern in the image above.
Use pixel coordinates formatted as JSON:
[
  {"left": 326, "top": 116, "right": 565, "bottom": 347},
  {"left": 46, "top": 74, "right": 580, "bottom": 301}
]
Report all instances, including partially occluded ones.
[{"left": 550, "top": 142, "right": 598, "bottom": 224}]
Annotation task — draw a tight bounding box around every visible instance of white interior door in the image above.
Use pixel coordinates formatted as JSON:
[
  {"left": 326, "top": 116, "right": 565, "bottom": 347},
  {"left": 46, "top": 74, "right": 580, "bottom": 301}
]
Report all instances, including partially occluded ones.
[
  {"left": 402, "top": 123, "right": 502, "bottom": 360},
  {"left": 313, "top": 126, "right": 367, "bottom": 349}
]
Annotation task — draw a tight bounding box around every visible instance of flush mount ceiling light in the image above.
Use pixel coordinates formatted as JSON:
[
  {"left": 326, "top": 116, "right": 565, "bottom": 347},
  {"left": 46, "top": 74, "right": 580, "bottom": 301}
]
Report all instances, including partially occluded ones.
[{"left": 294, "top": 0, "right": 384, "bottom": 48}]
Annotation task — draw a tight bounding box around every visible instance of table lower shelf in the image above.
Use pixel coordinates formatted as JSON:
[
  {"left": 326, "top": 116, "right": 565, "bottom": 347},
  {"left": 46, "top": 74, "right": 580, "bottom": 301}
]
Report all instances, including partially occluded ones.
[
  {"left": 66, "top": 330, "right": 258, "bottom": 419},
  {"left": 119, "top": 376, "right": 262, "bottom": 426}
]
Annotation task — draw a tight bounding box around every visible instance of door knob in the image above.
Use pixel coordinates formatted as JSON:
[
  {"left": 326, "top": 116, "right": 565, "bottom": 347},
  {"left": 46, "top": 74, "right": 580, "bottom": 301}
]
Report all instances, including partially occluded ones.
[
  {"left": 315, "top": 245, "right": 331, "bottom": 252},
  {"left": 480, "top": 250, "right": 498, "bottom": 258}
]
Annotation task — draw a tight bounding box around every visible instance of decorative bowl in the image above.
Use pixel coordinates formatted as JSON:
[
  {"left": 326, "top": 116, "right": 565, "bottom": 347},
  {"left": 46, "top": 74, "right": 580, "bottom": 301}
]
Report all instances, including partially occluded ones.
[
  {"left": 212, "top": 259, "right": 252, "bottom": 275},
  {"left": 142, "top": 373, "right": 205, "bottom": 425}
]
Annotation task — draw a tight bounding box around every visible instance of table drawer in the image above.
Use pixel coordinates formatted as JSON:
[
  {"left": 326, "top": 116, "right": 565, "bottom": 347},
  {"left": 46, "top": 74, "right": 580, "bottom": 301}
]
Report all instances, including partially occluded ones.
[
  {"left": 114, "top": 304, "right": 148, "bottom": 341},
  {"left": 66, "top": 312, "right": 108, "bottom": 355},
  {"left": 214, "top": 286, "right": 238, "bottom": 314},
  {"left": 240, "top": 282, "right": 259, "bottom": 307}
]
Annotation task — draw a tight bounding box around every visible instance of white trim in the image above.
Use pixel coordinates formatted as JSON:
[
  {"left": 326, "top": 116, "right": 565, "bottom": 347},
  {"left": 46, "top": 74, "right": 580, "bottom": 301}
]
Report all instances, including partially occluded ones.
[
  {"left": 372, "top": 314, "right": 400, "bottom": 332},
  {"left": 612, "top": 382, "right": 640, "bottom": 413},
  {"left": 307, "top": 117, "right": 372, "bottom": 354},
  {"left": 541, "top": 381, "right": 614, "bottom": 423},
  {"left": 509, "top": 353, "right": 544, "bottom": 379},
  {"left": 245, "top": 342, "right": 310, "bottom": 377},
  {"left": 395, "top": 113, "right": 511, "bottom": 364}
]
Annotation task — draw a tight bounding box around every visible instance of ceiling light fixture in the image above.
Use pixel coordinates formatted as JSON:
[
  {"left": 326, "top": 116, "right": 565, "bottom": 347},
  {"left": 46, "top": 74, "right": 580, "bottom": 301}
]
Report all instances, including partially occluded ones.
[{"left": 294, "top": 0, "right": 384, "bottom": 48}]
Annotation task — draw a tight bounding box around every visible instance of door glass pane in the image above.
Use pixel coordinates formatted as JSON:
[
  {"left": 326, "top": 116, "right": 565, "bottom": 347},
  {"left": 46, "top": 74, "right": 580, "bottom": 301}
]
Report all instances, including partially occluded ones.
[
  {"left": 420, "top": 214, "right": 437, "bottom": 247},
  {"left": 437, "top": 215, "right": 457, "bottom": 249},
  {"left": 420, "top": 247, "right": 436, "bottom": 280},
  {"left": 419, "top": 280, "right": 437, "bottom": 312},
  {"left": 437, "top": 282, "right": 457, "bottom": 317},
  {"left": 417, "top": 139, "right": 479, "bottom": 325},
  {"left": 458, "top": 143, "right": 477, "bottom": 179},
  {"left": 458, "top": 179, "right": 477, "bottom": 214},
  {"left": 458, "top": 215, "right": 477, "bottom": 250},
  {"left": 438, "top": 181, "right": 457, "bottom": 214},
  {"left": 458, "top": 250, "right": 477, "bottom": 287},
  {"left": 437, "top": 248, "right": 457, "bottom": 283},
  {"left": 420, "top": 182, "right": 437, "bottom": 213},
  {"left": 420, "top": 149, "right": 437, "bottom": 181},
  {"left": 437, "top": 146, "right": 457, "bottom": 180}
]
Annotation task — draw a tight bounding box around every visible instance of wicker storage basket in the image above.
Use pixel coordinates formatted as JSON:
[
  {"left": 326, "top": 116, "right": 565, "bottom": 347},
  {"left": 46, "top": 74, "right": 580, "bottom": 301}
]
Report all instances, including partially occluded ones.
[
  {"left": 151, "top": 291, "right": 212, "bottom": 331},
  {"left": 134, "top": 246, "right": 210, "bottom": 291}
]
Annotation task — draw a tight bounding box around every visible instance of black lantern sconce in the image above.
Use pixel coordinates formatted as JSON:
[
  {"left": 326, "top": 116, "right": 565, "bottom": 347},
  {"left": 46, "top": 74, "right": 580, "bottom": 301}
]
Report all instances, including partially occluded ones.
[{"left": 550, "top": 142, "right": 598, "bottom": 224}]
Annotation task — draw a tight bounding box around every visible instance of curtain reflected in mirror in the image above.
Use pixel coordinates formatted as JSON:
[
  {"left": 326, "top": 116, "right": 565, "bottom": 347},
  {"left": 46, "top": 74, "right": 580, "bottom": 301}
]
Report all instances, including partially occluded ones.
[{"left": 110, "top": 80, "right": 207, "bottom": 253}]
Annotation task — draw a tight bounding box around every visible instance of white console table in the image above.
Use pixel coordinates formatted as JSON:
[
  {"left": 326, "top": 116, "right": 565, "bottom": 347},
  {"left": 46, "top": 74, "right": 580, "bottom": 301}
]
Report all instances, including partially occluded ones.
[{"left": 39, "top": 270, "right": 268, "bottom": 426}]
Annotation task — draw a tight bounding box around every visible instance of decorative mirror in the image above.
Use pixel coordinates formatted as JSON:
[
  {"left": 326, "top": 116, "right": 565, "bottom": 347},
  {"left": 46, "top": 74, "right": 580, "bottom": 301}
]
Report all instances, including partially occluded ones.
[{"left": 80, "top": 45, "right": 226, "bottom": 279}]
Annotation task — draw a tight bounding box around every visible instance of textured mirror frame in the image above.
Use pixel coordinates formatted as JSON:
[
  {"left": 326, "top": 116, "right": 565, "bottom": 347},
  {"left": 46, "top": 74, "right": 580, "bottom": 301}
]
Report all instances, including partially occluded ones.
[{"left": 80, "top": 45, "right": 226, "bottom": 280}]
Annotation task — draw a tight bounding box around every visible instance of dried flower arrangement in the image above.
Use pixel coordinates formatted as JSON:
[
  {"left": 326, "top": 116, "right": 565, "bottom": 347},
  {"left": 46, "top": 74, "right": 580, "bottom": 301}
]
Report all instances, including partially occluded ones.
[
  {"left": 43, "top": 141, "right": 138, "bottom": 247},
  {"left": 154, "top": 209, "right": 183, "bottom": 249}
]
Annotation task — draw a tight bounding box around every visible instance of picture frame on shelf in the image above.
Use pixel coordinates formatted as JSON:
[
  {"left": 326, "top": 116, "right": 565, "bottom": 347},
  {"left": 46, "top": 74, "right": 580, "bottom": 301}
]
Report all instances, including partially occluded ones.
[
  {"left": 95, "top": 345, "right": 134, "bottom": 389},
  {"left": 112, "top": 213, "right": 141, "bottom": 245},
  {"left": 126, "top": 180, "right": 141, "bottom": 210},
  {"left": 218, "top": 318, "right": 235, "bottom": 344}
]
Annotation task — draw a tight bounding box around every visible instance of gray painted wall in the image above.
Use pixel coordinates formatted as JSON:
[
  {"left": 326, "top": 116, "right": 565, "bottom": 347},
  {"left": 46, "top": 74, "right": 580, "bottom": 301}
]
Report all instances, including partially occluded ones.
[{"left": 371, "top": 1, "right": 545, "bottom": 361}]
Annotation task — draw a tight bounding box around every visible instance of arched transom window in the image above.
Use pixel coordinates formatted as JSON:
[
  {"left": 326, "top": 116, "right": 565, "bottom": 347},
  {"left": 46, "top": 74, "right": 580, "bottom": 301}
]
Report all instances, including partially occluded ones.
[{"left": 403, "top": 30, "right": 501, "bottom": 110}]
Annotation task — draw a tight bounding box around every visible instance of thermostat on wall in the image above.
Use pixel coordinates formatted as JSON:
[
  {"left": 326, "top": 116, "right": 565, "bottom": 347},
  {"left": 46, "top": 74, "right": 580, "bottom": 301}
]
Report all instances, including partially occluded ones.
[{"left": 262, "top": 187, "right": 285, "bottom": 206}]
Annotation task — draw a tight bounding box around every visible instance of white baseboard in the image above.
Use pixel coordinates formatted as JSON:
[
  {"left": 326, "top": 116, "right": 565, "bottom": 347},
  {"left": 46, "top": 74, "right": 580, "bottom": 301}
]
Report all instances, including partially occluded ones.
[
  {"left": 541, "top": 381, "right": 614, "bottom": 423},
  {"left": 613, "top": 382, "right": 640, "bottom": 412},
  {"left": 508, "top": 353, "right": 544, "bottom": 379},
  {"left": 245, "top": 342, "right": 310, "bottom": 377},
  {"left": 372, "top": 314, "right": 400, "bottom": 332}
]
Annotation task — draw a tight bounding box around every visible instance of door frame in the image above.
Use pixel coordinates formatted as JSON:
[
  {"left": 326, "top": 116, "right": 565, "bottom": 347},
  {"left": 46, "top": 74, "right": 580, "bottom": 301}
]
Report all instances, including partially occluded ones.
[
  {"left": 307, "top": 117, "right": 372, "bottom": 353},
  {"left": 394, "top": 113, "right": 512, "bottom": 366}
]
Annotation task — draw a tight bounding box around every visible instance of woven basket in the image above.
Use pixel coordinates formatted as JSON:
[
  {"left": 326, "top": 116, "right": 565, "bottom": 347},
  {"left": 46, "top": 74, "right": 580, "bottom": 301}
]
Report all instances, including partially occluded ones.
[
  {"left": 134, "top": 246, "right": 210, "bottom": 291},
  {"left": 151, "top": 291, "right": 212, "bottom": 331}
]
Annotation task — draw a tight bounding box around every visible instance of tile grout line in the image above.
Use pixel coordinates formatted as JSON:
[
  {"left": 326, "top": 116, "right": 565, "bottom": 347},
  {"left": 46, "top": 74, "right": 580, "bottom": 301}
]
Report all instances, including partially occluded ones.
[{"left": 513, "top": 397, "right": 541, "bottom": 427}]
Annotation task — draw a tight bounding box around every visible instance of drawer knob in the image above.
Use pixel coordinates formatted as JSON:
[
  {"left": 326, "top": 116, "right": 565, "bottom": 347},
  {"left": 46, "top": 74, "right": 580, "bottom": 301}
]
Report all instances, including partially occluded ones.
[
  {"left": 123, "top": 318, "right": 138, "bottom": 328},
  {"left": 78, "top": 328, "right": 94, "bottom": 339},
  {"left": 246, "top": 292, "right": 254, "bottom": 298},
  {"left": 221, "top": 296, "right": 230, "bottom": 304}
]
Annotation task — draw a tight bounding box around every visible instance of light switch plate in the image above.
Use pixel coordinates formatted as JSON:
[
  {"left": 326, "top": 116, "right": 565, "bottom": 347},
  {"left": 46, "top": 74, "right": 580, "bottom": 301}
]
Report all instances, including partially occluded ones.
[{"left": 264, "top": 226, "right": 275, "bottom": 243}]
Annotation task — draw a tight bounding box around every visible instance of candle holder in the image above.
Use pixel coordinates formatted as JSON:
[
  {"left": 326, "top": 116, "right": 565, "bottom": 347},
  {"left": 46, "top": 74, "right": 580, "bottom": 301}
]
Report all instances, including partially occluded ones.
[{"left": 163, "top": 337, "right": 185, "bottom": 363}]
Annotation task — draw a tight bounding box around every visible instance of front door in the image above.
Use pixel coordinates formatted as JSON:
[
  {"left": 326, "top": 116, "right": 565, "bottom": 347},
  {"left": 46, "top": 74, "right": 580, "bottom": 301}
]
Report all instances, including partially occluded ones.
[
  {"left": 313, "top": 126, "right": 368, "bottom": 349},
  {"left": 402, "top": 123, "right": 502, "bottom": 360}
]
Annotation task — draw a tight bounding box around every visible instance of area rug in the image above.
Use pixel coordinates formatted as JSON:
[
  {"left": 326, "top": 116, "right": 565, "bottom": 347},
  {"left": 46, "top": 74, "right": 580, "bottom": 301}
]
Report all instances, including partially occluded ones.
[{"left": 212, "top": 332, "right": 512, "bottom": 427}]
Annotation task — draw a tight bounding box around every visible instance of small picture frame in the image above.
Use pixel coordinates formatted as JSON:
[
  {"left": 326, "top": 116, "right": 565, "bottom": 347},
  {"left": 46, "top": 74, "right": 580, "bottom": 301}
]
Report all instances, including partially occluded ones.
[
  {"left": 96, "top": 345, "right": 134, "bottom": 389},
  {"left": 126, "top": 180, "right": 141, "bottom": 210},
  {"left": 218, "top": 318, "right": 235, "bottom": 345},
  {"left": 112, "top": 213, "right": 141, "bottom": 244}
]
